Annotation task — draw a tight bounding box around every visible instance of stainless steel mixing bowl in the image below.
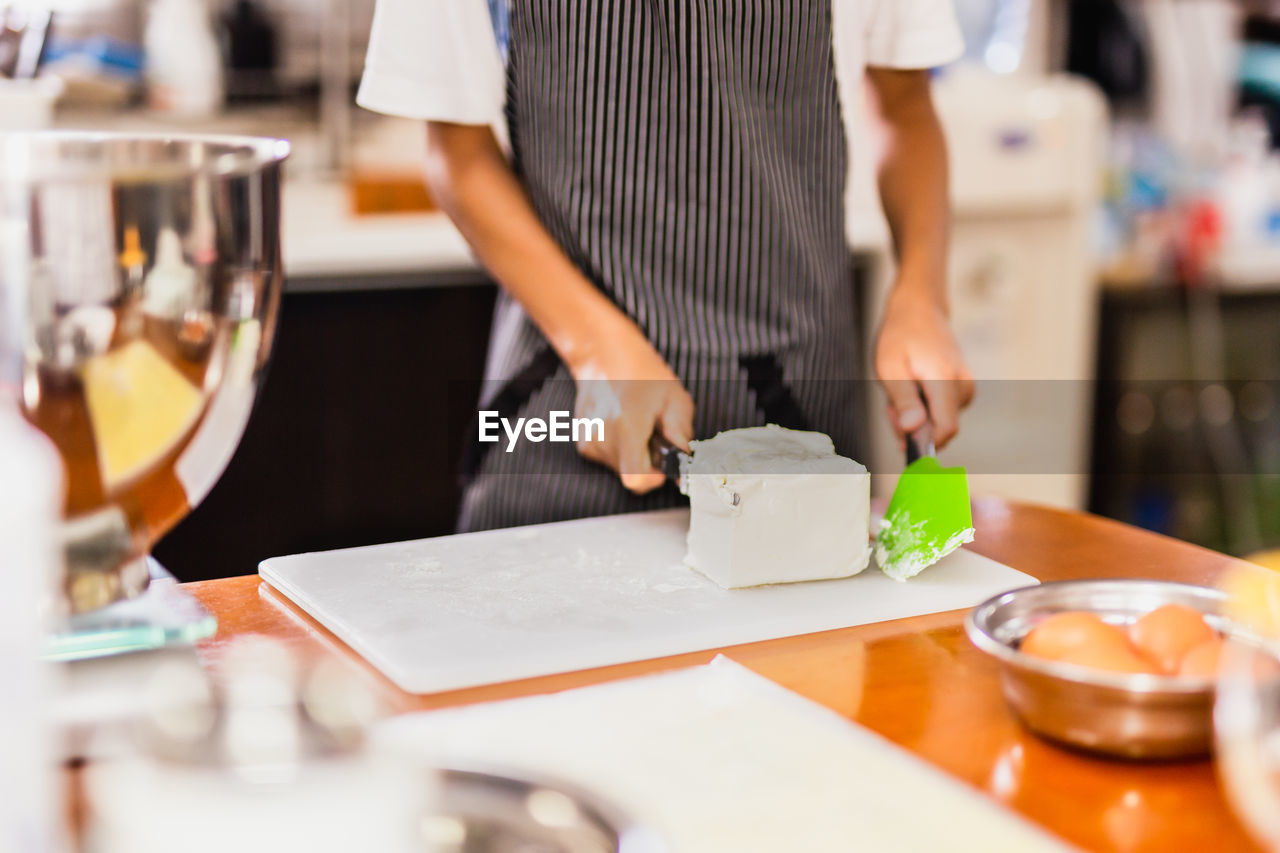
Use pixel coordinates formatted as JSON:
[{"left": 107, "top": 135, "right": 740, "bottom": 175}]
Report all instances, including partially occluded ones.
[
  {"left": 0, "top": 131, "right": 288, "bottom": 612},
  {"left": 967, "top": 579, "right": 1239, "bottom": 759}
]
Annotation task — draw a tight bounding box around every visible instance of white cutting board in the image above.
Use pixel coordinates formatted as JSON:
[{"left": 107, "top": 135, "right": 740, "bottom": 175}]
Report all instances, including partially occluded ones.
[
  {"left": 261, "top": 508, "right": 1036, "bottom": 694},
  {"left": 376, "top": 659, "right": 1074, "bottom": 852}
]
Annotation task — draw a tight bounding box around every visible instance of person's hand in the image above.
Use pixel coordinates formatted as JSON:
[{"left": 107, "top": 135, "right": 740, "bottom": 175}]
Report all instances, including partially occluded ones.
[
  {"left": 566, "top": 317, "right": 694, "bottom": 493},
  {"left": 874, "top": 286, "right": 974, "bottom": 450}
]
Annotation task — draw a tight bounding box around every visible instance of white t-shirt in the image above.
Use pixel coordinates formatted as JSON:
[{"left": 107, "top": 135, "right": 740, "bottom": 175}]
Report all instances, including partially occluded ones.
[{"left": 357, "top": 0, "right": 964, "bottom": 129}]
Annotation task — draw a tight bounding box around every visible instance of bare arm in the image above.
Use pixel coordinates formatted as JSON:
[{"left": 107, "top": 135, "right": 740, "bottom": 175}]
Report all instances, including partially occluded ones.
[
  {"left": 423, "top": 123, "right": 619, "bottom": 369},
  {"left": 423, "top": 122, "right": 692, "bottom": 490},
  {"left": 865, "top": 68, "right": 973, "bottom": 448}
]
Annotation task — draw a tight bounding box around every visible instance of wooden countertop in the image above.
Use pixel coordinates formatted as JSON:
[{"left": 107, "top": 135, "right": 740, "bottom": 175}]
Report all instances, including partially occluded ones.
[{"left": 184, "top": 498, "right": 1266, "bottom": 853}]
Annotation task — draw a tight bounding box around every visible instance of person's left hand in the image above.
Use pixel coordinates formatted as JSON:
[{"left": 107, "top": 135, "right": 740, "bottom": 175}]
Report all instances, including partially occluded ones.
[{"left": 874, "top": 285, "right": 974, "bottom": 450}]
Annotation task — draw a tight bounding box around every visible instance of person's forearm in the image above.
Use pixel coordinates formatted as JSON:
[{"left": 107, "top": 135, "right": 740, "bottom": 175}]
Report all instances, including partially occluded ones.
[
  {"left": 422, "top": 121, "right": 633, "bottom": 371},
  {"left": 423, "top": 122, "right": 693, "bottom": 486},
  {"left": 866, "top": 68, "right": 951, "bottom": 312},
  {"left": 867, "top": 68, "right": 972, "bottom": 445}
]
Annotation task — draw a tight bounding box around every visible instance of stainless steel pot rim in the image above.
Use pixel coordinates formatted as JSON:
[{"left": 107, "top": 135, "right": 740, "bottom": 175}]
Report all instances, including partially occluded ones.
[
  {"left": 0, "top": 130, "right": 291, "bottom": 183},
  {"left": 967, "top": 578, "right": 1229, "bottom": 696}
]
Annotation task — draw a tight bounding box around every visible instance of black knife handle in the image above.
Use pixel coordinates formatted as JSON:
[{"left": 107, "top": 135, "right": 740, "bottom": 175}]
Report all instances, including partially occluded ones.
[{"left": 648, "top": 432, "right": 684, "bottom": 482}]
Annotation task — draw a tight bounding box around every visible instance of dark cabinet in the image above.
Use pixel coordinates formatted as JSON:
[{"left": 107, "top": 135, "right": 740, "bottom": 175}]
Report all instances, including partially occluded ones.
[
  {"left": 1089, "top": 286, "right": 1280, "bottom": 556},
  {"left": 155, "top": 273, "right": 497, "bottom": 581}
]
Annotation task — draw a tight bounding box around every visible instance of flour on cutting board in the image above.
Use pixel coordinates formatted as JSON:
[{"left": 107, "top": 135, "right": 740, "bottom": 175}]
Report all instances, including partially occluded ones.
[
  {"left": 333, "top": 524, "right": 723, "bottom": 633},
  {"left": 260, "top": 508, "right": 1037, "bottom": 694}
]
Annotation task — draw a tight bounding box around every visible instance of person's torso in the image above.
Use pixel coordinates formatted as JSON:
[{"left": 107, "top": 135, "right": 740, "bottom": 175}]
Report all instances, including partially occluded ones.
[{"left": 500, "top": 0, "right": 857, "bottom": 379}]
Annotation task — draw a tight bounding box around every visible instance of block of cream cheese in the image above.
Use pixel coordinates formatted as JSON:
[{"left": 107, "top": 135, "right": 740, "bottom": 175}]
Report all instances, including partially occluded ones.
[{"left": 682, "top": 425, "right": 871, "bottom": 589}]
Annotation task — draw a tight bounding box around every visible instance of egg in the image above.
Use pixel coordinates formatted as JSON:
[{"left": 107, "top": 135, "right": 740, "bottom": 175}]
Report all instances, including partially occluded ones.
[
  {"left": 1178, "top": 636, "right": 1224, "bottom": 678},
  {"left": 1128, "top": 604, "right": 1216, "bottom": 674},
  {"left": 1021, "top": 612, "right": 1118, "bottom": 660},
  {"left": 1021, "top": 611, "right": 1160, "bottom": 674}
]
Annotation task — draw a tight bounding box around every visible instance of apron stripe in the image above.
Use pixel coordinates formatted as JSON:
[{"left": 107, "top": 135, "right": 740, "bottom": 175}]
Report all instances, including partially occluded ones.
[{"left": 461, "top": 0, "right": 862, "bottom": 532}]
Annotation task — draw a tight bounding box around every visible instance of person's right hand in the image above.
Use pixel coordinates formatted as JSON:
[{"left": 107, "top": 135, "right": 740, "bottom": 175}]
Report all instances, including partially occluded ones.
[{"left": 566, "top": 318, "right": 694, "bottom": 494}]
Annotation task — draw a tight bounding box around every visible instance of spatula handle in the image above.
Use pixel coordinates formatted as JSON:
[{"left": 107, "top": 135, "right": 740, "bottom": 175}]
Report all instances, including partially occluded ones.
[
  {"left": 905, "top": 396, "right": 936, "bottom": 465},
  {"left": 906, "top": 424, "right": 935, "bottom": 465}
]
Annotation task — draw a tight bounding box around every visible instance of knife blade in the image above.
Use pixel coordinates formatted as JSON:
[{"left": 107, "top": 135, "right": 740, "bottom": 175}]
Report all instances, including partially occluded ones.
[{"left": 649, "top": 432, "right": 740, "bottom": 506}]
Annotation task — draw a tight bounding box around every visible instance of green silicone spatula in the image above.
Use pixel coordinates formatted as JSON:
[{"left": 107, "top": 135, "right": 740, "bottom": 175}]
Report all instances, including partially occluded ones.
[{"left": 875, "top": 416, "right": 975, "bottom": 582}]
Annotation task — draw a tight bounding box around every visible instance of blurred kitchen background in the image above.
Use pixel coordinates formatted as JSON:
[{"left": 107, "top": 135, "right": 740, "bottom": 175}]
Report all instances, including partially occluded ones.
[{"left": 4, "top": 0, "right": 1278, "bottom": 576}]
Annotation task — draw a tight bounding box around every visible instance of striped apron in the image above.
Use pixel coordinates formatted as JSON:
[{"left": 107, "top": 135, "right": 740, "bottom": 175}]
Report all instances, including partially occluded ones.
[{"left": 459, "top": 0, "right": 863, "bottom": 532}]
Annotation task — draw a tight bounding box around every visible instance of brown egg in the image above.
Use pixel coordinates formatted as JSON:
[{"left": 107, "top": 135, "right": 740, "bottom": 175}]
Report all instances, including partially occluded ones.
[
  {"left": 1022, "top": 612, "right": 1117, "bottom": 660},
  {"left": 1178, "top": 636, "right": 1224, "bottom": 678},
  {"left": 1021, "top": 611, "right": 1160, "bottom": 674},
  {"left": 1060, "top": 639, "right": 1163, "bottom": 674},
  {"left": 1128, "top": 604, "right": 1216, "bottom": 674}
]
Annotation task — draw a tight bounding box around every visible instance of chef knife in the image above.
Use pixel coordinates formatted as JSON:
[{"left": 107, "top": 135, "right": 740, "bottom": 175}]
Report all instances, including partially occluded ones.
[{"left": 649, "top": 432, "right": 740, "bottom": 506}]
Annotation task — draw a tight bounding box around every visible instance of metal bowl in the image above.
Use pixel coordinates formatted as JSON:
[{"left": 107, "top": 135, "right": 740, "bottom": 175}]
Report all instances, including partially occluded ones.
[
  {"left": 967, "top": 579, "right": 1235, "bottom": 759},
  {"left": 0, "top": 131, "right": 288, "bottom": 612},
  {"left": 429, "top": 766, "right": 668, "bottom": 853}
]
